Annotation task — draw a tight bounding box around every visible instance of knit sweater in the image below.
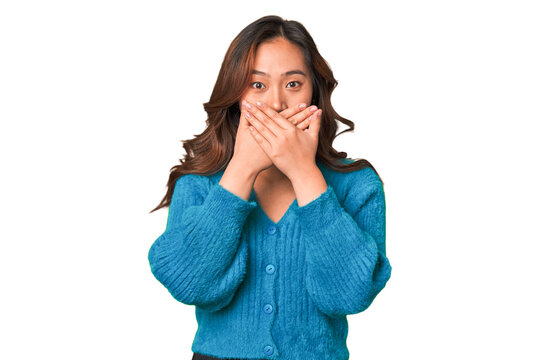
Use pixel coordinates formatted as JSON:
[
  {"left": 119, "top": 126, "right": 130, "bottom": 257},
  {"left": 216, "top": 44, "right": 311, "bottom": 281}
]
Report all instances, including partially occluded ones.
[{"left": 148, "top": 159, "right": 392, "bottom": 360}]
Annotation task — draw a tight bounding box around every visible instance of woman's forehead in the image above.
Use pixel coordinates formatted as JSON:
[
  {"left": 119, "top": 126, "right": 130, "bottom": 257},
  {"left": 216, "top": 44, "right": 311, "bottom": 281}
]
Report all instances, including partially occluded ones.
[{"left": 253, "top": 38, "right": 307, "bottom": 74}]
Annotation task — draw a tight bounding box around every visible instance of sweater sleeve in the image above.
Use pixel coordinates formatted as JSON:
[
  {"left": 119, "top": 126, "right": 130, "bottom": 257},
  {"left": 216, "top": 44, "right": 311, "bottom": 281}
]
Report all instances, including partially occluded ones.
[
  {"left": 297, "top": 170, "right": 392, "bottom": 318},
  {"left": 147, "top": 174, "right": 257, "bottom": 312}
]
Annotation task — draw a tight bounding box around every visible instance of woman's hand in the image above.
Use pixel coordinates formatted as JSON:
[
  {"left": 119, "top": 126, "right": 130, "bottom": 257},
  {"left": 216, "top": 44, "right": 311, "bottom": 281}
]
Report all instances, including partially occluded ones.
[
  {"left": 232, "top": 101, "right": 318, "bottom": 176},
  {"left": 243, "top": 100, "right": 322, "bottom": 181},
  {"left": 278, "top": 103, "right": 314, "bottom": 131}
]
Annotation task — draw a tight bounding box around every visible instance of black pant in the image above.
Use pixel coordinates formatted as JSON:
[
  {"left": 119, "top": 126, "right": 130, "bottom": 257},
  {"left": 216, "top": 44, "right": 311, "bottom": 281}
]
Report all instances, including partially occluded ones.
[{"left": 192, "top": 352, "right": 265, "bottom": 360}]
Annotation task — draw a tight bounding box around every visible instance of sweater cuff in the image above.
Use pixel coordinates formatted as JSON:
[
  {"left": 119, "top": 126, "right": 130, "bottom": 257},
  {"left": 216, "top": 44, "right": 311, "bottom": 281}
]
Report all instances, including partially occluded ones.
[
  {"left": 296, "top": 185, "right": 343, "bottom": 234},
  {"left": 201, "top": 183, "right": 258, "bottom": 227}
]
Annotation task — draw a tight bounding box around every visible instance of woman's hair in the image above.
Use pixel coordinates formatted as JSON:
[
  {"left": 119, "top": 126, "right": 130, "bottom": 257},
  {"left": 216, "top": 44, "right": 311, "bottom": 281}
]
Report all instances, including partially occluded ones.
[{"left": 150, "top": 15, "right": 383, "bottom": 213}]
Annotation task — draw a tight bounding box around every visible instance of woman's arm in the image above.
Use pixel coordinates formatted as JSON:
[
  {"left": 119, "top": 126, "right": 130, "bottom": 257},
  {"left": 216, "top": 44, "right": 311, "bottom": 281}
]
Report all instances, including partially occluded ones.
[
  {"left": 296, "top": 169, "right": 392, "bottom": 318},
  {"left": 148, "top": 169, "right": 257, "bottom": 312}
]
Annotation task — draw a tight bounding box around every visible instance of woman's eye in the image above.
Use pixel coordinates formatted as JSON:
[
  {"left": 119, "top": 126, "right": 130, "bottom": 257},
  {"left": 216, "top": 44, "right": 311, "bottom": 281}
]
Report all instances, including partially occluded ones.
[
  {"left": 251, "top": 82, "right": 265, "bottom": 90},
  {"left": 286, "top": 81, "right": 301, "bottom": 88},
  {"left": 251, "top": 81, "right": 300, "bottom": 89}
]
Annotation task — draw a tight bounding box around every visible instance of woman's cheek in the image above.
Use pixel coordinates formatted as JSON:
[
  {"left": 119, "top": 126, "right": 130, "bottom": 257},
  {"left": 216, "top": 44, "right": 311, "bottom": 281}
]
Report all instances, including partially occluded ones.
[
  {"left": 295, "top": 95, "right": 313, "bottom": 107},
  {"left": 293, "top": 88, "right": 312, "bottom": 104},
  {"left": 240, "top": 93, "right": 259, "bottom": 105}
]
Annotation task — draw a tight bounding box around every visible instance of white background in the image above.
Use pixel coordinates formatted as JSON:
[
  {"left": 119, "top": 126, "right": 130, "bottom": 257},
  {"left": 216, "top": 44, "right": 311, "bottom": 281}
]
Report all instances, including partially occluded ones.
[{"left": 1, "top": 1, "right": 539, "bottom": 359}]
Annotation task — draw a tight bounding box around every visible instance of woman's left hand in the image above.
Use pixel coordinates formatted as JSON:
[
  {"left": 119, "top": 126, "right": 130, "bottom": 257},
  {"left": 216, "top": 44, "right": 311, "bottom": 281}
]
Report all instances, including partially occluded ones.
[{"left": 243, "top": 100, "right": 322, "bottom": 181}]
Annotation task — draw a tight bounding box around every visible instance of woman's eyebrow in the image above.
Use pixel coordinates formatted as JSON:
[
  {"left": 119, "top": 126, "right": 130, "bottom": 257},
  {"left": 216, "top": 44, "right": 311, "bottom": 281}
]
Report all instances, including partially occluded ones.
[{"left": 252, "top": 69, "right": 307, "bottom": 77}]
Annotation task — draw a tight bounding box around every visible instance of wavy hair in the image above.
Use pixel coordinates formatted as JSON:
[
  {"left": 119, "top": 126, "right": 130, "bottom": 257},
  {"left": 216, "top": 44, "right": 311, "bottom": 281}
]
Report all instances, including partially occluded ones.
[{"left": 150, "top": 15, "right": 383, "bottom": 213}]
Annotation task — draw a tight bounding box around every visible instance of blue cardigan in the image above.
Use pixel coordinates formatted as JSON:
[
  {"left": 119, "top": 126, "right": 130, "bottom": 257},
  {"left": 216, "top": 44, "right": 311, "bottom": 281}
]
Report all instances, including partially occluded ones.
[{"left": 148, "top": 159, "right": 392, "bottom": 360}]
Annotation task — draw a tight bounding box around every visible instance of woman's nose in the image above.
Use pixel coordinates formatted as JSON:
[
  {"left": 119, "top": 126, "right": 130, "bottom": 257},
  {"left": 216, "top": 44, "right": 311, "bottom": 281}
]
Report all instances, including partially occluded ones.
[{"left": 266, "top": 87, "right": 287, "bottom": 112}]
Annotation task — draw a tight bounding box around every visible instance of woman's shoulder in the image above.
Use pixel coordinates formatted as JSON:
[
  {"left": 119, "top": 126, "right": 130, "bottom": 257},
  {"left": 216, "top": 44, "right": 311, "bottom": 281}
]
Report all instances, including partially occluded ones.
[
  {"left": 172, "top": 172, "right": 213, "bottom": 197},
  {"left": 173, "top": 170, "right": 238, "bottom": 199},
  {"left": 317, "top": 158, "right": 381, "bottom": 188},
  {"left": 318, "top": 158, "right": 384, "bottom": 212}
]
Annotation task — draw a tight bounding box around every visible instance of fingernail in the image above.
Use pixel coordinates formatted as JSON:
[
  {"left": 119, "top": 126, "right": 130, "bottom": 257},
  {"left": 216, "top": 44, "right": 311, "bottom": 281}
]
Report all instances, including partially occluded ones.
[
  {"left": 256, "top": 101, "right": 263, "bottom": 108},
  {"left": 245, "top": 102, "right": 252, "bottom": 109},
  {"left": 245, "top": 111, "right": 251, "bottom": 118},
  {"left": 309, "top": 106, "right": 318, "bottom": 112},
  {"left": 299, "top": 103, "right": 307, "bottom": 109}
]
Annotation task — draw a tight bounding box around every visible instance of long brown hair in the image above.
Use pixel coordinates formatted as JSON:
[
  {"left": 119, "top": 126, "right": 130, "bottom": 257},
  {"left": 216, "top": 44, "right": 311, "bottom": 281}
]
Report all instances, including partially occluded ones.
[{"left": 150, "top": 15, "right": 383, "bottom": 214}]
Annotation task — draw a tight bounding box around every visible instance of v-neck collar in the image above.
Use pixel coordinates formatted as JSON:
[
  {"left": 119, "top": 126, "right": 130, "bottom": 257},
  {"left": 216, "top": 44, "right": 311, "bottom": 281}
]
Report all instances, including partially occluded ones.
[
  {"left": 246, "top": 160, "right": 325, "bottom": 226},
  {"left": 249, "top": 187, "right": 298, "bottom": 226}
]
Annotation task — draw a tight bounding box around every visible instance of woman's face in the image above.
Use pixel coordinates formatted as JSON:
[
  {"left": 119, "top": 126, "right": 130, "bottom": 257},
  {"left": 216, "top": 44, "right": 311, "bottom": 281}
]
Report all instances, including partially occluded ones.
[{"left": 239, "top": 37, "right": 313, "bottom": 113}]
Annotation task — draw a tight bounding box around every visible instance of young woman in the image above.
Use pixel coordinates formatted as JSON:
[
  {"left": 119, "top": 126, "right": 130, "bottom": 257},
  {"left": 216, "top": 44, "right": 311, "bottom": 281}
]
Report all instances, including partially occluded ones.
[{"left": 148, "top": 15, "right": 392, "bottom": 360}]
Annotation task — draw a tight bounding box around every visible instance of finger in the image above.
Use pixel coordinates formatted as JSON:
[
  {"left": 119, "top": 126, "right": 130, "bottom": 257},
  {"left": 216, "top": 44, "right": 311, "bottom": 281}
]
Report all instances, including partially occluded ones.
[
  {"left": 244, "top": 100, "right": 284, "bottom": 136},
  {"left": 250, "top": 100, "right": 292, "bottom": 130},
  {"left": 279, "top": 102, "right": 307, "bottom": 120},
  {"left": 288, "top": 105, "right": 319, "bottom": 125},
  {"left": 245, "top": 109, "right": 277, "bottom": 143},
  {"left": 241, "top": 100, "right": 265, "bottom": 132},
  {"left": 239, "top": 108, "right": 248, "bottom": 128},
  {"left": 248, "top": 123, "right": 272, "bottom": 154},
  {"left": 296, "top": 117, "right": 311, "bottom": 130},
  {"left": 239, "top": 108, "right": 256, "bottom": 132},
  {"left": 307, "top": 109, "right": 322, "bottom": 136}
]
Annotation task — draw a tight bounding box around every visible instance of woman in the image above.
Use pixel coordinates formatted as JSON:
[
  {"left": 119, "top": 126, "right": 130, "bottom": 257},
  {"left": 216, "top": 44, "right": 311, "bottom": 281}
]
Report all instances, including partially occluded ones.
[{"left": 148, "top": 15, "right": 392, "bottom": 360}]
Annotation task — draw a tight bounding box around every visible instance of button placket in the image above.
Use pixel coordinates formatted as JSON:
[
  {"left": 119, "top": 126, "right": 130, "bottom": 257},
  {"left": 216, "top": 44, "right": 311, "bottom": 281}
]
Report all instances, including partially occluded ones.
[{"left": 262, "top": 221, "right": 278, "bottom": 357}]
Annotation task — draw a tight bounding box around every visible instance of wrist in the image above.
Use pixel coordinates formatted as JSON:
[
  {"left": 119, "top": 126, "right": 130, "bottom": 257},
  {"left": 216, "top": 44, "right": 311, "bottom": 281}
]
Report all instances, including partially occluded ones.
[
  {"left": 289, "top": 164, "right": 328, "bottom": 207},
  {"left": 219, "top": 157, "right": 258, "bottom": 201},
  {"left": 228, "top": 156, "right": 260, "bottom": 180},
  {"left": 287, "top": 162, "right": 319, "bottom": 184}
]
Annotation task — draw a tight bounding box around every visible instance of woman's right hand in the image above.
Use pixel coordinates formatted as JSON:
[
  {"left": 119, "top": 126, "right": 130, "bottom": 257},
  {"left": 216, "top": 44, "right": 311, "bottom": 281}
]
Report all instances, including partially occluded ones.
[{"left": 232, "top": 101, "right": 317, "bottom": 176}]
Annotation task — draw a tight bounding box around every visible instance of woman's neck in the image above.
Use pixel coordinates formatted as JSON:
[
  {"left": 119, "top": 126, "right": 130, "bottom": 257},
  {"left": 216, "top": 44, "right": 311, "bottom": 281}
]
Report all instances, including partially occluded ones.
[{"left": 257, "top": 164, "right": 288, "bottom": 184}]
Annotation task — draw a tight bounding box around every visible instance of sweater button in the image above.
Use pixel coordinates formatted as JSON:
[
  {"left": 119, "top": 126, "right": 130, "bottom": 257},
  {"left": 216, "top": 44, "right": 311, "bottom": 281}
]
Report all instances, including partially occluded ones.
[
  {"left": 267, "top": 225, "right": 276, "bottom": 234},
  {"left": 265, "top": 264, "right": 275, "bottom": 274},
  {"left": 263, "top": 303, "right": 273, "bottom": 314},
  {"left": 264, "top": 345, "right": 274, "bottom": 355}
]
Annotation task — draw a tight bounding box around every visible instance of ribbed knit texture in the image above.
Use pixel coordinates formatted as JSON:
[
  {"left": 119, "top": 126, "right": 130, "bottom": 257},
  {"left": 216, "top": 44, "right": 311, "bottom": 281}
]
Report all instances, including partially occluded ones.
[{"left": 148, "top": 159, "right": 392, "bottom": 360}]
